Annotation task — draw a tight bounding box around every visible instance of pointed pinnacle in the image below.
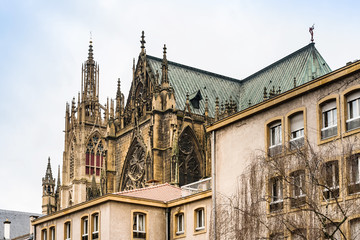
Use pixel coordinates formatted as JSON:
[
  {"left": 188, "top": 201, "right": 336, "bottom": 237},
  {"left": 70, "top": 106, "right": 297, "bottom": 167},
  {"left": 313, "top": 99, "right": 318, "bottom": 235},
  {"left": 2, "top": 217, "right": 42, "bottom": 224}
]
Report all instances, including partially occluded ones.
[{"left": 140, "top": 31, "right": 146, "bottom": 52}]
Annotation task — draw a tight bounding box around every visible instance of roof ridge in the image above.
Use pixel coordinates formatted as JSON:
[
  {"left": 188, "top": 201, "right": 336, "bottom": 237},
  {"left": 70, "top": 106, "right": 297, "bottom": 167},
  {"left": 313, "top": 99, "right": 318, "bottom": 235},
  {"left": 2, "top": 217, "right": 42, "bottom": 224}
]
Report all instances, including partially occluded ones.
[
  {"left": 146, "top": 55, "right": 242, "bottom": 84},
  {"left": 241, "top": 43, "right": 315, "bottom": 83}
]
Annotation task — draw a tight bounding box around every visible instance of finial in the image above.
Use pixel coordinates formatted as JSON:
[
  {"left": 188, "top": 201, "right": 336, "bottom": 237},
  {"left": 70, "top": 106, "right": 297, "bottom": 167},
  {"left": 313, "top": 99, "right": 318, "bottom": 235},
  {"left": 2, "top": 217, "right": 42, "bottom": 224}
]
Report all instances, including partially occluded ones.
[
  {"left": 133, "top": 58, "right": 135, "bottom": 70},
  {"left": 117, "top": 78, "right": 121, "bottom": 98},
  {"left": 263, "top": 87, "right": 267, "bottom": 100},
  {"left": 293, "top": 77, "right": 297, "bottom": 88},
  {"left": 161, "top": 44, "right": 169, "bottom": 84},
  {"left": 309, "top": 24, "right": 315, "bottom": 43},
  {"left": 163, "top": 44, "right": 167, "bottom": 59},
  {"left": 248, "top": 99, "right": 251, "bottom": 106},
  {"left": 140, "top": 31, "right": 146, "bottom": 52}
]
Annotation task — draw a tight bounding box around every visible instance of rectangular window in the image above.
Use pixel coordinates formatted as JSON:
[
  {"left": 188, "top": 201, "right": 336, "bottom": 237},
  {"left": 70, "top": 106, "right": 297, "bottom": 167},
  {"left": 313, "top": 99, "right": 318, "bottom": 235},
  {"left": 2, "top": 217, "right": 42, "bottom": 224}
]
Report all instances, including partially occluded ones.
[
  {"left": 350, "top": 218, "right": 360, "bottom": 240},
  {"left": 321, "top": 101, "right": 337, "bottom": 139},
  {"left": 133, "top": 212, "right": 146, "bottom": 239},
  {"left": 92, "top": 214, "right": 99, "bottom": 240},
  {"left": 64, "top": 222, "right": 71, "bottom": 240},
  {"left": 195, "top": 208, "right": 205, "bottom": 231},
  {"left": 322, "top": 161, "right": 339, "bottom": 200},
  {"left": 289, "top": 112, "right": 304, "bottom": 150},
  {"left": 347, "top": 91, "right": 360, "bottom": 131},
  {"left": 42, "top": 229, "right": 47, "bottom": 240},
  {"left": 176, "top": 213, "right": 184, "bottom": 235},
  {"left": 49, "top": 227, "right": 55, "bottom": 240},
  {"left": 82, "top": 217, "right": 88, "bottom": 240},
  {"left": 348, "top": 155, "right": 360, "bottom": 194},
  {"left": 269, "top": 122, "right": 282, "bottom": 156},
  {"left": 269, "top": 177, "right": 283, "bottom": 212},
  {"left": 290, "top": 170, "right": 306, "bottom": 207}
]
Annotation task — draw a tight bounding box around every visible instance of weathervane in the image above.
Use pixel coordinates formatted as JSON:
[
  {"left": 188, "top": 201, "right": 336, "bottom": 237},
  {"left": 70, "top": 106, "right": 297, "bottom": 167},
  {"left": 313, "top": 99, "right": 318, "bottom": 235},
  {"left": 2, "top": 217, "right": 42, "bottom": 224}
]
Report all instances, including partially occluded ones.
[{"left": 309, "top": 24, "right": 315, "bottom": 43}]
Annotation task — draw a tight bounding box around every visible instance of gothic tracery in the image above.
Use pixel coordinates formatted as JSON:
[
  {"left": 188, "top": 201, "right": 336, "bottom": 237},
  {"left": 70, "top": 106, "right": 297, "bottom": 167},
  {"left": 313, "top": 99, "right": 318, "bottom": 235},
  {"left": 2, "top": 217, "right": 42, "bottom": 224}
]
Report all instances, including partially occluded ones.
[
  {"left": 121, "top": 139, "right": 146, "bottom": 191},
  {"left": 85, "top": 134, "right": 106, "bottom": 176},
  {"left": 178, "top": 127, "right": 202, "bottom": 186}
]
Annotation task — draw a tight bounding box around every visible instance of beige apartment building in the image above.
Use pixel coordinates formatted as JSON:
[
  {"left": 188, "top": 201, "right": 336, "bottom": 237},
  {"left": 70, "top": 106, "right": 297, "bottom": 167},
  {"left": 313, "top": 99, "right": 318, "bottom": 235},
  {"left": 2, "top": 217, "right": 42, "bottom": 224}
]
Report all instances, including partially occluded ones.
[
  {"left": 34, "top": 180, "right": 211, "bottom": 240},
  {"left": 208, "top": 59, "right": 360, "bottom": 239}
]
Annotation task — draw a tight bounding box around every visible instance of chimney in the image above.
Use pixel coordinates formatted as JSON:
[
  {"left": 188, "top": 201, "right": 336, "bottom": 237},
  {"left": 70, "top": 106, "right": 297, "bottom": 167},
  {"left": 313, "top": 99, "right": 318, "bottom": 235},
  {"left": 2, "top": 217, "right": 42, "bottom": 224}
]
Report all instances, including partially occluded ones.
[
  {"left": 4, "top": 219, "right": 11, "bottom": 240},
  {"left": 29, "top": 216, "right": 38, "bottom": 237}
]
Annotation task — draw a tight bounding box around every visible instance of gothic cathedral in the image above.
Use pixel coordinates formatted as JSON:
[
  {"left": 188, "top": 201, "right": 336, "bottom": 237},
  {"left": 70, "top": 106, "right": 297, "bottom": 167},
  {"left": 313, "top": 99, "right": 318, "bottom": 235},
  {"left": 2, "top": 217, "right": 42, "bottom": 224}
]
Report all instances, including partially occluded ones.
[{"left": 42, "top": 32, "right": 242, "bottom": 214}]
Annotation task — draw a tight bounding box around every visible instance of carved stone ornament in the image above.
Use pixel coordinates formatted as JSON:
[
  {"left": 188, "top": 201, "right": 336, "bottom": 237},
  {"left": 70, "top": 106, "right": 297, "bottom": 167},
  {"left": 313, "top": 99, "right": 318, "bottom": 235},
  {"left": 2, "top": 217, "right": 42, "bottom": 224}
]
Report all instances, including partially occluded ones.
[
  {"left": 178, "top": 128, "right": 201, "bottom": 186},
  {"left": 121, "top": 140, "right": 146, "bottom": 190}
]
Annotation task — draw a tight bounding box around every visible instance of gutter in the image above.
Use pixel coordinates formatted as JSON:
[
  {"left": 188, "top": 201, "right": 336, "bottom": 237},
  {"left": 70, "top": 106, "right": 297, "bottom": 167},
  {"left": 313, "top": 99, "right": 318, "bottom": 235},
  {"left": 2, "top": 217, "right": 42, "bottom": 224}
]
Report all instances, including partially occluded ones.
[{"left": 211, "top": 131, "right": 217, "bottom": 239}]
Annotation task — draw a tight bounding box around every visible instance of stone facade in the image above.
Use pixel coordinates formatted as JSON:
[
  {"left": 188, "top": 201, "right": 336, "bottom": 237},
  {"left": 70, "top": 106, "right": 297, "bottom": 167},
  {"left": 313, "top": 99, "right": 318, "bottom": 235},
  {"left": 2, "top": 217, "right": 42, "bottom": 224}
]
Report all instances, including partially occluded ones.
[{"left": 49, "top": 33, "right": 214, "bottom": 212}]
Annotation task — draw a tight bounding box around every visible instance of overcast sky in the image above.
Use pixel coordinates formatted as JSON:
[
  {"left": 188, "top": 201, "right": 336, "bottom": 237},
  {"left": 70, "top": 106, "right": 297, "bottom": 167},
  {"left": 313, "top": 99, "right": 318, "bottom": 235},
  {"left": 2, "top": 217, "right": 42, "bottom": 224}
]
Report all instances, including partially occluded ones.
[{"left": 1, "top": 0, "right": 359, "bottom": 213}]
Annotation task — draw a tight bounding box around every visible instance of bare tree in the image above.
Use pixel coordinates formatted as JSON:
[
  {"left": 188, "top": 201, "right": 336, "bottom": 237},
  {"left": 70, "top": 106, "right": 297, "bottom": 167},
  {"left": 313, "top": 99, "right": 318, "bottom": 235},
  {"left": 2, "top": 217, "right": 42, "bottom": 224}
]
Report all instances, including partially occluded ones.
[{"left": 211, "top": 137, "right": 360, "bottom": 240}]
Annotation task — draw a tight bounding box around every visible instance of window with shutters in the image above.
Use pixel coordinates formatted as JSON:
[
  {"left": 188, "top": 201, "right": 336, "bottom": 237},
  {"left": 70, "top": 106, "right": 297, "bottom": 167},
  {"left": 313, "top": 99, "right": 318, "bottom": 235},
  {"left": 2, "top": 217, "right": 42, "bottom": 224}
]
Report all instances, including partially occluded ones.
[
  {"left": 346, "top": 90, "right": 360, "bottom": 131},
  {"left": 320, "top": 100, "right": 338, "bottom": 140},
  {"left": 268, "top": 120, "right": 282, "bottom": 156},
  {"left": 289, "top": 112, "right": 304, "bottom": 150}
]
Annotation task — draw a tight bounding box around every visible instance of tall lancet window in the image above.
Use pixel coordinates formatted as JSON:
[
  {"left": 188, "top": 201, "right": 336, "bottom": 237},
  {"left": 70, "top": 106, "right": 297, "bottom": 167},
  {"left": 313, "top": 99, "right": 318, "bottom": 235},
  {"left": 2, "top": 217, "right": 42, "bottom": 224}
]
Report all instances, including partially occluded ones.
[{"left": 85, "top": 135, "right": 105, "bottom": 176}]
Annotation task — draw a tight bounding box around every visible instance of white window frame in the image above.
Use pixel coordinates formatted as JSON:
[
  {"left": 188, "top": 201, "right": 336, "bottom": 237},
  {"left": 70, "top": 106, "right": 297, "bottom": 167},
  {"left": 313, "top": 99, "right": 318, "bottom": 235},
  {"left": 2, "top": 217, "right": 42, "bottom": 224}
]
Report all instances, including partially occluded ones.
[
  {"left": 82, "top": 217, "right": 88, "bottom": 239},
  {"left": 321, "top": 102, "right": 337, "bottom": 130},
  {"left": 350, "top": 156, "right": 360, "bottom": 185},
  {"left": 347, "top": 91, "right": 360, "bottom": 121},
  {"left": 292, "top": 171, "right": 306, "bottom": 198},
  {"left": 269, "top": 122, "right": 282, "bottom": 147},
  {"left": 133, "top": 213, "right": 146, "bottom": 234},
  {"left": 65, "top": 222, "right": 71, "bottom": 240},
  {"left": 50, "top": 227, "right": 55, "bottom": 240},
  {"left": 195, "top": 208, "right": 205, "bottom": 231},
  {"left": 42, "top": 229, "right": 47, "bottom": 240},
  {"left": 92, "top": 214, "right": 99, "bottom": 235},
  {"left": 176, "top": 213, "right": 184, "bottom": 235}
]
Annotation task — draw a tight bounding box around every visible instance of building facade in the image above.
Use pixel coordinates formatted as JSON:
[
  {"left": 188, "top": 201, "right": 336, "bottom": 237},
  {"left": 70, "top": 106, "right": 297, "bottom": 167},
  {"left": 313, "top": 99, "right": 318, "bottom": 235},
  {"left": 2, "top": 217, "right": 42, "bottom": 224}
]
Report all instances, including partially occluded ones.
[{"left": 208, "top": 59, "right": 360, "bottom": 239}]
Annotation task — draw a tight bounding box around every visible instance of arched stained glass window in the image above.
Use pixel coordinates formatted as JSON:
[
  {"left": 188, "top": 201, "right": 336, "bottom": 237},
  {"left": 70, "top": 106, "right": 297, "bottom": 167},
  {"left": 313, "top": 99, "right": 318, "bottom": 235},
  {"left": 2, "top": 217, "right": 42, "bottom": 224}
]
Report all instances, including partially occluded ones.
[{"left": 85, "top": 135, "right": 105, "bottom": 176}]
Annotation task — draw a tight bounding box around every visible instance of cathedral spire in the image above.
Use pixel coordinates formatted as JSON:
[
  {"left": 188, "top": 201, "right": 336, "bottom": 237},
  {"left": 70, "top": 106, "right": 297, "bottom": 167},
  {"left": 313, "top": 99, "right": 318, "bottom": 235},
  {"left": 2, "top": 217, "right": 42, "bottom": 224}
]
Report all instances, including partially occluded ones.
[
  {"left": 161, "top": 44, "right": 169, "bottom": 85},
  {"left": 140, "top": 31, "right": 146, "bottom": 54},
  {"left": 44, "top": 157, "right": 54, "bottom": 181}
]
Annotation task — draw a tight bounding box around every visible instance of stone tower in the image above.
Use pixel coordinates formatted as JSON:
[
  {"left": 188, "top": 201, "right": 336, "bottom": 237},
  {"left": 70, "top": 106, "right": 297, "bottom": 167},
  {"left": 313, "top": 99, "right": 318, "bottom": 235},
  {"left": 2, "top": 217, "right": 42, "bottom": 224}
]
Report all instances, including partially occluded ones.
[
  {"left": 42, "top": 157, "right": 56, "bottom": 215},
  {"left": 60, "top": 40, "right": 109, "bottom": 209}
]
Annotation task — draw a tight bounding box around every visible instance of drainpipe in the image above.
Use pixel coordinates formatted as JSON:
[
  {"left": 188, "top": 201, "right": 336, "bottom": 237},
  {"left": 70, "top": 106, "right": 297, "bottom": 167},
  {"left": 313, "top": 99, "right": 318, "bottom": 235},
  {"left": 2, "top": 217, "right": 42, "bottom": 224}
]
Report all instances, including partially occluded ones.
[
  {"left": 211, "top": 131, "right": 217, "bottom": 240},
  {"left": 165, "top": 208, "right": 171, "bottom": 240},
  {"left": 4, "top": 219, "right": 11, "bottom": 240}
]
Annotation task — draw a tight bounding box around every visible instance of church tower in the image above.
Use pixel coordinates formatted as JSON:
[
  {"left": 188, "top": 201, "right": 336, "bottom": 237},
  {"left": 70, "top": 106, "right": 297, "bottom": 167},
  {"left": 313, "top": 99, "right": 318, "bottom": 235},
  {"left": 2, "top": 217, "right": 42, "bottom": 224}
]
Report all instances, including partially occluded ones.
[
  {"left": 61, "top": 39, "right": 109, "bottom": 210},
  {"left": 42, "top": 157, "right": 56, "bottom": 215}
]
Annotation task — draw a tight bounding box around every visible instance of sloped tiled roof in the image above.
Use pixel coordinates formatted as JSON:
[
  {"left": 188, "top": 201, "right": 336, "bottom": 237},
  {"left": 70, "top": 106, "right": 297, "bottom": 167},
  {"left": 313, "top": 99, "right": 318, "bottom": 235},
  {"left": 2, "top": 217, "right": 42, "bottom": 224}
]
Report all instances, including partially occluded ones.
[
  {"left": 0, "top": 209, "right": 41, "bottom": 239},
  {"left": 238, "top": 43, "right": 331, "bottom": 110},
  {"left": 115, "top": 183, "right": 182, "bottom": 203},
  {"left": 146, "top": 43, "right": 331, "bottom": 116},
  {"left": 147, "top": 55, "right": 242, "bottom": 117}
]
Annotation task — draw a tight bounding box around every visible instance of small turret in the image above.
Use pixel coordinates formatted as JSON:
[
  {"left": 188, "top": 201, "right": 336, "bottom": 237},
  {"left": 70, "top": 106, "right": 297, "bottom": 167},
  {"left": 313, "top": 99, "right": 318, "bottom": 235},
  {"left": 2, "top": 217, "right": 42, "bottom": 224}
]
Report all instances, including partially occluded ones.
[
  {"left": 161, "top": 44, "right": 169, "bottom": 87},
  {"left": 42, "top": 157, "right": 56, "bottom": 215}
]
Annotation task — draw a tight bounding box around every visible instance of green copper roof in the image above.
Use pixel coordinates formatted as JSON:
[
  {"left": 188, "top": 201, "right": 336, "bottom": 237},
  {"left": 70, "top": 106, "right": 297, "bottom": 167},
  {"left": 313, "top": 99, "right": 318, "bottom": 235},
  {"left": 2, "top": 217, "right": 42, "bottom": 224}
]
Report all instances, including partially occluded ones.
[
  {"left": 238, "top": 43, "right": 331, "bottom": 110},
  {"left": 146, "top": 43, "right": 331, "bottom": 117},
  {"left": 147, "top": 55, "right": 242, "bottom": 117}
]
